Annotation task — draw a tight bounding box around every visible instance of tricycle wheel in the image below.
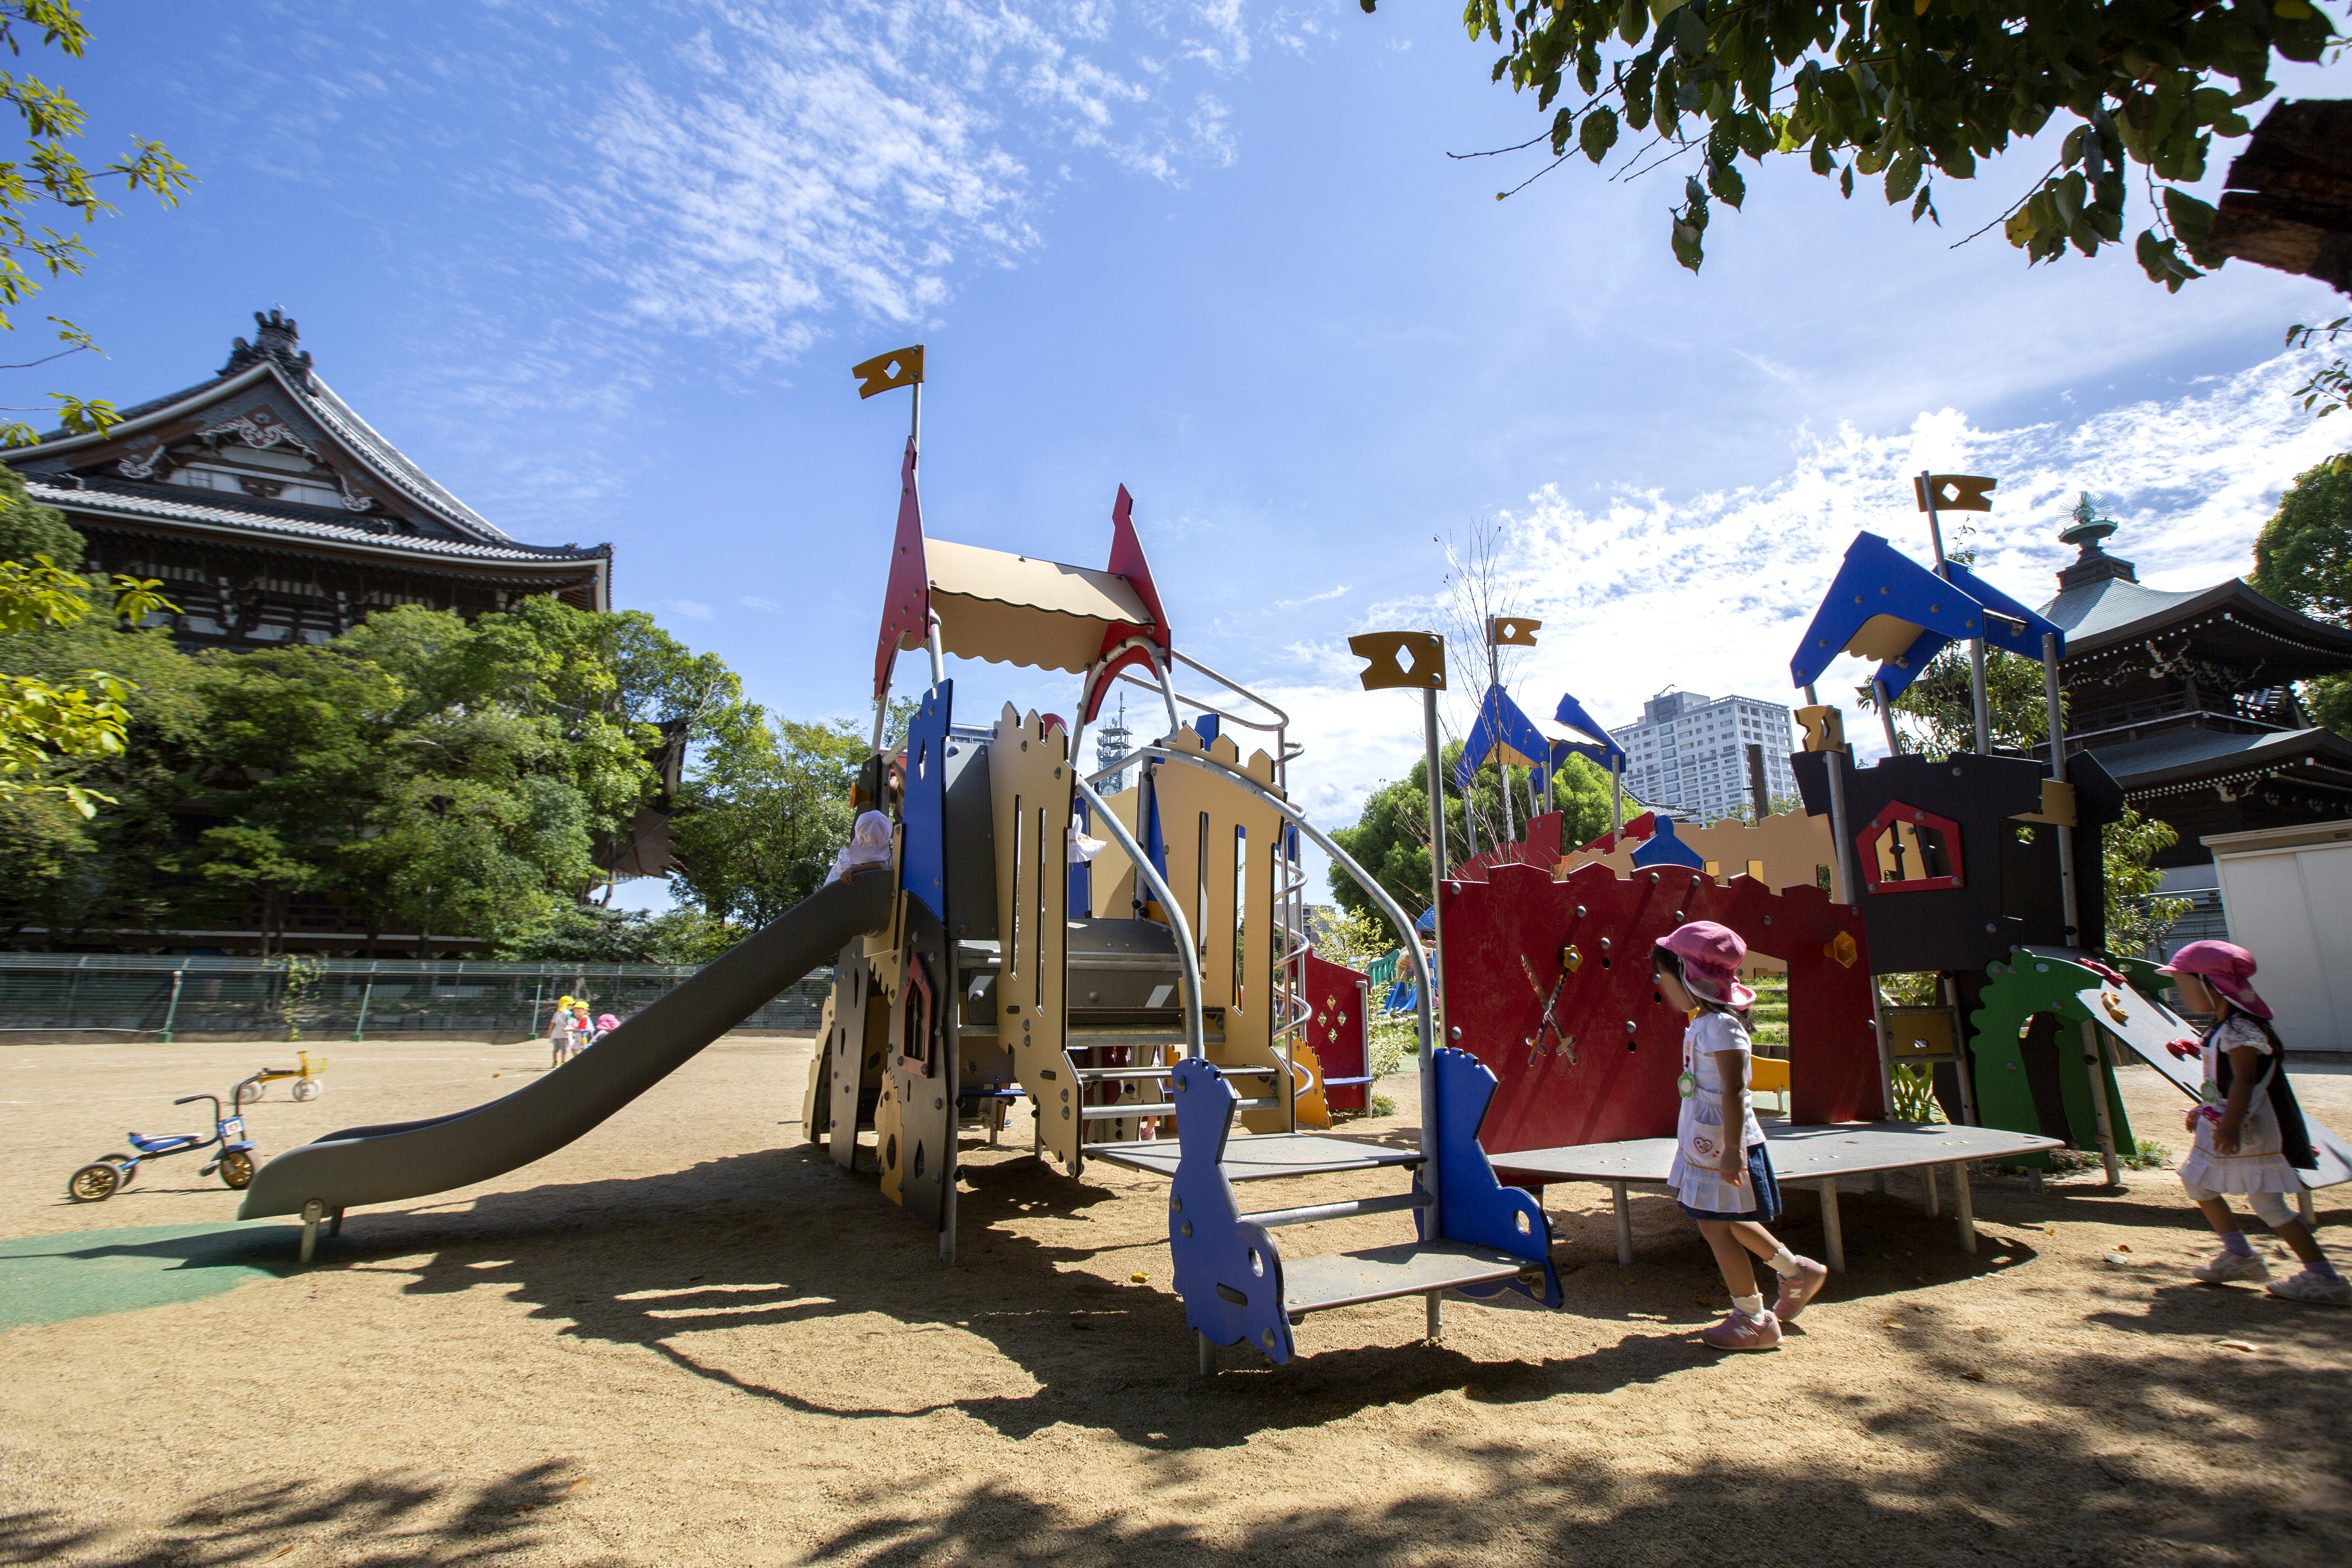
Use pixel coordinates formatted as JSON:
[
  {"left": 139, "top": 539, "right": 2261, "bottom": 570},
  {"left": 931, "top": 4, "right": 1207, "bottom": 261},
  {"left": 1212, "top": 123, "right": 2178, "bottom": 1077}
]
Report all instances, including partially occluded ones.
[
  {"left": 218, "top": 1149, "right": 256, "bottom": 1189},
  {"left": 101, "top": 1153, "right": 138, "bottom": 1189},
  {"left": 291, "top": 1078, "right": 321, "bottom": 1102},
  {"left": 68, "top": 1162, "right": 121, "bottom": 1202},
  {"left": 234, "top": 1078, "right": 265, "bottom": 1107}
]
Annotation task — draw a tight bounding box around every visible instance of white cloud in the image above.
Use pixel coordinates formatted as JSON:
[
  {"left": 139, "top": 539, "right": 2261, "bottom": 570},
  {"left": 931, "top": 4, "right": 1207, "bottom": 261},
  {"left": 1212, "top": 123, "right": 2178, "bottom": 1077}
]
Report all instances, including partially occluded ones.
[
  {"left": 581, "top": 1, "right": 1276, "bottom": 354},
  {"left": 664, "top": 598, "right": 717, "bottom": 621},
  {"left": 1252, "top": 349, "right": 2345, "bottom": 840},
  {"left": 739, "top": 595, "right": 784, "bottom": 612}
]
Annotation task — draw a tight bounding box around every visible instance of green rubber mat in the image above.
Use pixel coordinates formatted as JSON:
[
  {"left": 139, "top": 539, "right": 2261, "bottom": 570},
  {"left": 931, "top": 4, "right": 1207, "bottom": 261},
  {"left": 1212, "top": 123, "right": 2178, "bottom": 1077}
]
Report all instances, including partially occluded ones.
[{"left": 0, "top": 1223, "right": 301, "bottom": 1331}]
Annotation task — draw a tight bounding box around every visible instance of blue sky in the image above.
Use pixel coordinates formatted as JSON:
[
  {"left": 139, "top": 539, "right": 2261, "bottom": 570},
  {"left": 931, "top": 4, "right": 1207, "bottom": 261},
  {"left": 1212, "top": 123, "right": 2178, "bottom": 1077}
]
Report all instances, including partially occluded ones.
[{"left": 29, "top": 2, "right": 2351, "bottom": 904}]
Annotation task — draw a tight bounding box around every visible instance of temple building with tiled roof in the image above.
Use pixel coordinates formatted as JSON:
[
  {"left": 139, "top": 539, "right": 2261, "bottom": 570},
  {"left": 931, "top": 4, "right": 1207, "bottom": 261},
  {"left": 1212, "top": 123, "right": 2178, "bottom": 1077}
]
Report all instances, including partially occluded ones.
[
  {"left": 2040, "top": 495, "right": 2352, "bottom": 941},
  {"left": 2, "top": 310, "right": 608, "bottom": 650}
]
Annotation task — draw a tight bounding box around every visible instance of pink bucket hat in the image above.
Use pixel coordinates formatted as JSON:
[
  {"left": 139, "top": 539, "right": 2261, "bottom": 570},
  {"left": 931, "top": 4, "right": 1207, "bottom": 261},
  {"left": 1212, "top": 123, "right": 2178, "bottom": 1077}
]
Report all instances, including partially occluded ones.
[
  {"left": 1656, "top": 921, "right": 1757, "bottom": 1009},
  {"left": 2158, "top": 940, "right": 2273, "bottom": 1020}
]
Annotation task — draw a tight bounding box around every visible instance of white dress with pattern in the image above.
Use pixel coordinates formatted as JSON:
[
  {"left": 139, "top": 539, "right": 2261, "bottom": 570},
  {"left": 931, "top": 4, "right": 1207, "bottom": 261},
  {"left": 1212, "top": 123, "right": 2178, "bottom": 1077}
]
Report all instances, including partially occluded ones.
[
  {"left": 2176, "top": 1014, "right": 2300, "bottom": 1195},
  {"left": 1667, "top": 1010, "right": 1768, "bottom": 1214}
]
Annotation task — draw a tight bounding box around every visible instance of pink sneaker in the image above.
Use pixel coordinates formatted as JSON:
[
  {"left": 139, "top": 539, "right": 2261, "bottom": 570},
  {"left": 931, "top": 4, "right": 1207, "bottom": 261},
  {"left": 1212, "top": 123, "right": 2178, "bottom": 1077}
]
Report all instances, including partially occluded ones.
[
  {"left": 1773, "top": 1258, "right": 1829, "bottom": 1322},
  {"left": 1699, "top": 1309, "right": 1782, "bottom": 1351}
]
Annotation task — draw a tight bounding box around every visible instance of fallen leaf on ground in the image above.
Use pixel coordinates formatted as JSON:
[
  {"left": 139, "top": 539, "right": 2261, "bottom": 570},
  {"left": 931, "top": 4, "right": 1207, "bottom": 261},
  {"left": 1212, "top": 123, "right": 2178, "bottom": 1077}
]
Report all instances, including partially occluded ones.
[
  {"left": 268, "top": 1550, "right": 294, "bottom": 1563},
  {"left": 1131, "top": 1272, "right": 1148, "bottom": 1283},
  {"left": 2114, "top": 1243, "right": 2131, "bottom": 1253},
  {"left": 1882, "top": 1318, "right": 1902, "bottom": 1327},
  {"left": 1962, "top": 1371, "right": 1984, "bottom": 1381},
  {"left": 2213, "top": 1339, "right": 2258, "bottom": 1352}
]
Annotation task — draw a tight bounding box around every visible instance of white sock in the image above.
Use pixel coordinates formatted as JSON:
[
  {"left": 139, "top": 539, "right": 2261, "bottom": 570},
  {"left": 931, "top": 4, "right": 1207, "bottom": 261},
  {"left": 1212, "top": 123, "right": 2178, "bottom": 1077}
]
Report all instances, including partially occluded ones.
[
  {"left": 1766, "top": 1245, "right": 1804, "bottom": 1278},
  {"left": 1732, "top": 1292, "right": 1765, "bottom": 1320}
]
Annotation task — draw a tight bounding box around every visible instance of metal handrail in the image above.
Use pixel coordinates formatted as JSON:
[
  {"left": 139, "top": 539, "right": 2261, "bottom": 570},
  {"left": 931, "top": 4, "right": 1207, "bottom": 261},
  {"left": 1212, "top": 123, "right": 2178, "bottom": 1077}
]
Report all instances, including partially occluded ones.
[
  {"left": 1073, "top": 777, "right": 1206, "bottom": 1060},
  {"left": 1134, "top": 745, "right": 1436, "bottom": 1055}
]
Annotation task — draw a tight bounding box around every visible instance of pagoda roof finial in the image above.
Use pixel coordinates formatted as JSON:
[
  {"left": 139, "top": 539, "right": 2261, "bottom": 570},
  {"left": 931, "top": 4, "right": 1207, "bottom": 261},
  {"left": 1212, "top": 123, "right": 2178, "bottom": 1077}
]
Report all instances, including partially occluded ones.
[
  {"left": 219, "top": 307, "right": 316, "bottom": 386},
  {"left": 2055, "top": 491, "right": 2136, "bottom": 591}
]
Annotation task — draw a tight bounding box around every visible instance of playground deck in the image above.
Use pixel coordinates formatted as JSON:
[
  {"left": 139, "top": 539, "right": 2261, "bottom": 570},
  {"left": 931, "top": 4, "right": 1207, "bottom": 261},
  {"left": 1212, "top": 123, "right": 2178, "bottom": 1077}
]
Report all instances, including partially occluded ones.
[{"left": 1497, "top": 1121, "right": 2060, "bottom": 1271}]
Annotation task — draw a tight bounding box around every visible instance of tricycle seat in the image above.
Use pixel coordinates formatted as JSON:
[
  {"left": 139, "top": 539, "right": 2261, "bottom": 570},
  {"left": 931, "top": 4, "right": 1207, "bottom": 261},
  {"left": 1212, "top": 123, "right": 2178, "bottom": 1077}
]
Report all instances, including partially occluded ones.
[{"left": 126, "top": 1133, "right": 196, "bottom": 1153}]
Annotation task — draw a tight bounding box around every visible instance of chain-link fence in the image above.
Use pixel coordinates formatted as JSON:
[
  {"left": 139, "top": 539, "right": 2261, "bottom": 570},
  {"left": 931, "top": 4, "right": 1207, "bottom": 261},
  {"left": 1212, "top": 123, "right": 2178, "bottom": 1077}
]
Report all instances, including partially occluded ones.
[{"left": 0, "top": 955, "right": 833, "bottom": 1040}]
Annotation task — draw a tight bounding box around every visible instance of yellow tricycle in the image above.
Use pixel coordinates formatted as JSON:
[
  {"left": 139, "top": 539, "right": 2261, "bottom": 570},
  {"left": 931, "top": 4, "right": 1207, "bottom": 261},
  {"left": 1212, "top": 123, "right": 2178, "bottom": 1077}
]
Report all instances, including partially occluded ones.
[{"left": 234, "top": 1050, "right": 328, "bottom": 1105}]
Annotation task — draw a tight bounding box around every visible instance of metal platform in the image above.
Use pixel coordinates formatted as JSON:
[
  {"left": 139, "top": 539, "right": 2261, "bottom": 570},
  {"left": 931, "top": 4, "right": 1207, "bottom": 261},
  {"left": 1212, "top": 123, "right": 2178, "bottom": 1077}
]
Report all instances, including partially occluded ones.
[
  {"left": 1494, "top": 1121, "right": 2060, "bottom": 1271},
  {"left": 1283, "top": 1241, "right": 1534, "bottom": 1316},
  {"left": 1089, "top": 1131, "right": 1423, "bottom": 1183}
]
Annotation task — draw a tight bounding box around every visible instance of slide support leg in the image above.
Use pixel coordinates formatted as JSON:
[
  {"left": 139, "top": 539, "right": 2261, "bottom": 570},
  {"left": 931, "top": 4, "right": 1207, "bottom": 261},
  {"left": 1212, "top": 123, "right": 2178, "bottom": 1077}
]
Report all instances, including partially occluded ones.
[
  {"left": 1951, "top": 1163, "right": 1976, "bottom": 1255},
  {"left": 1922, "top": 1163, "right": 1940, "bottom": 1219},
  {"left": 2299, "top": 1189, "right": 2318, "bottom": 1227},
  {"left": 1815, "top": 1179, "right": 1845, "bottom": 1272},
  {"left": 1611, "top": 1180, "right": 1633, "bottom": 1266},
  {"left": 1425, "top": 1290, "right": 1443, "bottom": 1344},
  {"left": 299, "top": 1199, "right": 323, "bottom": 1265},
  {"left": 1197, "top": 1330, "right": 1214, "bottom": 1378}
]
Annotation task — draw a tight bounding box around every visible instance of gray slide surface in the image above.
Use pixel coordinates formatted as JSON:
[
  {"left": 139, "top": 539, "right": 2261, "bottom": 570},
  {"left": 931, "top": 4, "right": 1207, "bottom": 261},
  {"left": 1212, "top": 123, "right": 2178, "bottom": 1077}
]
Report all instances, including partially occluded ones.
[{"left": 239, "top": 870, "right": 893, "bottom": 1219}]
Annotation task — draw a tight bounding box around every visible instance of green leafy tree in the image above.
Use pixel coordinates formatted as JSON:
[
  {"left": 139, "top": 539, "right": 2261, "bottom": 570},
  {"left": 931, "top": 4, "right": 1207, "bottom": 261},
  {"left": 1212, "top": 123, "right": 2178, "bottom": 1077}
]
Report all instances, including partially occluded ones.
[
  {"left": 491, "top": 904, "right": 746, "bottom": 964},
  {"left": 2248, "top": 456, "right": 2352, "bottom": 738},
  {"left": 1387, "top": 0, "right": 2336, "bottom": 286},
  {"left": 1876, "top": 644, "right": 2057, "bottom": 760},
  {"left": 1327, "top": 744, "right": 1619, "bottom": 940},
  {"left": 2105, "top": 805, "right": 2190, "bottom": 958},
  {"left": 0, "top": 474, "right": 171, "bottom": 814},
  {"left": 0, "top": 1, "right": 194, "bottom": 444},
  {"left": 669, "top": 709, "right": 867, "bottom": 928}
]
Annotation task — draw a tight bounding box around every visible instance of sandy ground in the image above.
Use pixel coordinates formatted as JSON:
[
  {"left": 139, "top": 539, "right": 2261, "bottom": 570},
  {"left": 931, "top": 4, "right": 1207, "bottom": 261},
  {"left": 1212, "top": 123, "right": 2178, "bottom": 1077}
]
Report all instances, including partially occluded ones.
[{"left": 2, "top": 1035, "right": 2350, "bottom": 1567}]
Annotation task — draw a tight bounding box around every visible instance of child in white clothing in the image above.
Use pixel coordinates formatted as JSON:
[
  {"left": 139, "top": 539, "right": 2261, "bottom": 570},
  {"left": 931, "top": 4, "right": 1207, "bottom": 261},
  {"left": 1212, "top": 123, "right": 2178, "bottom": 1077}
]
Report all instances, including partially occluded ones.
[
  {"left": 1655, "top": 922, "right": 1829, "bottom": 1350},
  {"left": 2158, "top": 940, "right": 2346, "bottom": 1306}
]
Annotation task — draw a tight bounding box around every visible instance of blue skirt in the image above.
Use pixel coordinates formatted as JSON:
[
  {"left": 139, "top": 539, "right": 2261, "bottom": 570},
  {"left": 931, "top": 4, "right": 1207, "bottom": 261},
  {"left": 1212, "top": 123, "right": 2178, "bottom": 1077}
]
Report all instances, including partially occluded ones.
[{"left": 1677, "top": 1141, "right": 1782, "bottom": 1223}]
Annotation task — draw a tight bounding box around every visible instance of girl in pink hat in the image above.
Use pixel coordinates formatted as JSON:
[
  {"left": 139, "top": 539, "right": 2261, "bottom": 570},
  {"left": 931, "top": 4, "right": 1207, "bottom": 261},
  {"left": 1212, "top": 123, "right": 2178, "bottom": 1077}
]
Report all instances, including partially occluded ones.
[
  {"left": 2159, "top": 940, "right": 2344, "bottom": 1305},
  {"left": 1654, "top": 921, "right": 1828, "bottom": 1350}
]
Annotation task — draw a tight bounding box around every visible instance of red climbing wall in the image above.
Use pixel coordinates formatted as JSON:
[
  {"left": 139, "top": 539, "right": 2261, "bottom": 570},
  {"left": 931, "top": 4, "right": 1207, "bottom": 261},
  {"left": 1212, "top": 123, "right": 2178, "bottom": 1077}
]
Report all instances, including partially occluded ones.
[
  {"left": 1299, "top": 952, "right": 1370, "bottom": 1112},
  {"left": 1437, "top": 860, "right": 1882, "bottom": 1155}
]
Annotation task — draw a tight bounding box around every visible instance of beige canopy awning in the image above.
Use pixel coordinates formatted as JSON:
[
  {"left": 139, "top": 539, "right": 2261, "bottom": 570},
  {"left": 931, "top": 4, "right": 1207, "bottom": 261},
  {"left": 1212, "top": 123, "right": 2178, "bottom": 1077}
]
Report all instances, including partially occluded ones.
[{"left": 920, "top": 537, "right": 1156, "bottom": 675}]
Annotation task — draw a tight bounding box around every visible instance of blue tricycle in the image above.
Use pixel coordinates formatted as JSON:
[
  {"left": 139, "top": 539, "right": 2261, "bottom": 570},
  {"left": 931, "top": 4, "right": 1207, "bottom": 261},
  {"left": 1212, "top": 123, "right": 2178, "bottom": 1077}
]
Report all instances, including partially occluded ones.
[{"left": 67, "top": 1094, "right": 258, "bottom": 1202}]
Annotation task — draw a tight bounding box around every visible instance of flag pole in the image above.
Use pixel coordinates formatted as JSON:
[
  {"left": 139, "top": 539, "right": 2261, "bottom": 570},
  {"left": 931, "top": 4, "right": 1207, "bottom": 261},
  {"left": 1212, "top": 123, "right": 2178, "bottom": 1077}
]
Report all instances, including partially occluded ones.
[{"left": 1919, "top": 468, "right": 1992, "bottom": 756}]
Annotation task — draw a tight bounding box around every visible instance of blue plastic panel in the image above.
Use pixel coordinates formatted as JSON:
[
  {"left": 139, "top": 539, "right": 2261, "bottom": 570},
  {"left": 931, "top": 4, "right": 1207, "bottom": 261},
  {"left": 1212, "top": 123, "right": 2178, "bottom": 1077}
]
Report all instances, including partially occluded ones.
[
  {"left": 1455, "top": 683, "right": 1555, "bottom": 789},
  {"left": 1629, "top": 815, "right": 1705, "bottom": 870},
  {"left": 1552, "top": 689, "right": 1628, "bottom": 768},
  {"left": 1167, "top": 1058, "right": 1295, "bottom": 1363},
  {"left": 901, "top": 682, "right": 953, "bottom": 924},
  {"left": 1417, "top": 1047, "right": 1560, "bottom": 1307},
  {"left": 1068, "top": 797, "right": 1091, "bottom": 918},
  {"left": 1790, "top": 532, "right": 1989, "bottom": 693}
]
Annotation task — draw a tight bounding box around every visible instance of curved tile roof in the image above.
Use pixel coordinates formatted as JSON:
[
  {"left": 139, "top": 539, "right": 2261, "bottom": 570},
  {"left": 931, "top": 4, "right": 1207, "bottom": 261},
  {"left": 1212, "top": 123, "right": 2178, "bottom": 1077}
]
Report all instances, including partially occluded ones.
[{"left": 25, "top": 479, "right": 604, "bottom": 565}]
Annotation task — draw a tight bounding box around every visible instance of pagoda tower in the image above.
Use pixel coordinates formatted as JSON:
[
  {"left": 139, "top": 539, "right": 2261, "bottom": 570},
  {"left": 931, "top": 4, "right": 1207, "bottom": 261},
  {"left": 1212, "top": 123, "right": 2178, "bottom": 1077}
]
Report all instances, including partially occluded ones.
[{"left": 2040, "top": 494, "right": 2352, "bottom": 934}]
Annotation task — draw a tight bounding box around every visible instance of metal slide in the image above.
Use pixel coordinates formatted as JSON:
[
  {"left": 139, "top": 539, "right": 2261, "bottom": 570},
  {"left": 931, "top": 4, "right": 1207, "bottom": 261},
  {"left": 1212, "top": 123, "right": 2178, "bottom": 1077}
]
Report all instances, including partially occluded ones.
[{"left": 238, "top": 871, "right": 895, "bottom": 1222}]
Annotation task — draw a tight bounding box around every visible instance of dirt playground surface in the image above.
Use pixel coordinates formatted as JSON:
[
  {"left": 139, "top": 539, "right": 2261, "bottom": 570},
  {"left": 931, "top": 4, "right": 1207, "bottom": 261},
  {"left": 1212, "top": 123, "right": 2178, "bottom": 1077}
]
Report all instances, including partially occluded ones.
[{"left": 2, "top": 1036, "right": 2349, "bottom": 1566}]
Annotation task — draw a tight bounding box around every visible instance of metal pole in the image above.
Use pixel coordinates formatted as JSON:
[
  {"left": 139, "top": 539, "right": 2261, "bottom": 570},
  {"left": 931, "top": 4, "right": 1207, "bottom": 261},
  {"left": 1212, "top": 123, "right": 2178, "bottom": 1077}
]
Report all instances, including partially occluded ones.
[
  {"left": 2042, "top": 632, "right": 2081, "bottom": 944},
  {"left": 351, "top": 972, "right": 374, "bottom": 1043},
  {"left": 158, "top": 968, "right": 183, "bottom": 1043},
  {"left": 1610, "top": 755, "right": 1623, "bottom": 835},
  {"left": 1418, "top": 688, "right": 1449, "bottom": 1212},
  {"left": 1872, "top": 679, "right": 1903, "bottom": 757},
  {"left": 926, "top": 613, "right": 945, "bottom": 687}
]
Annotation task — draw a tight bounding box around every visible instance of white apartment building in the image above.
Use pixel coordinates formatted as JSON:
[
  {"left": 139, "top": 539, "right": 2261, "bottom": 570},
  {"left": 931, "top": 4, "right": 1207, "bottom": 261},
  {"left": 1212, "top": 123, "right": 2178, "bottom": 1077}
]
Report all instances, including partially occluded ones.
[{"left": 1608, "top": 688, "right": 1800, "bottom": 823}]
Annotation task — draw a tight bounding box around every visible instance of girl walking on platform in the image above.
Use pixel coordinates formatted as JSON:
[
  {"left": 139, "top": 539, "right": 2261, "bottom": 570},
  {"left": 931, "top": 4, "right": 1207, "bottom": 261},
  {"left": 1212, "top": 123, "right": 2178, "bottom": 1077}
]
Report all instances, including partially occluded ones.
[
  {"left": 2160, "top": 940, "right": 2347, "bottom": 1306},
  {"left": 1655, "top": 922, "right": 1828, "bottom": 1350}
]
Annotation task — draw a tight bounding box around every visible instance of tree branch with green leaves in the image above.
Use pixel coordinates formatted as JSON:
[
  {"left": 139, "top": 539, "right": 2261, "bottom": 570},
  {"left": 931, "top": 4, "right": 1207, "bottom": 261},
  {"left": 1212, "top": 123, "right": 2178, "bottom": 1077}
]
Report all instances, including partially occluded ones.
[
  {"left": 1374, "top": 0, "right": 2337, "bottom": 287},
  {"left": 0, "top": 0, "right": 194, "bottom": 448}
]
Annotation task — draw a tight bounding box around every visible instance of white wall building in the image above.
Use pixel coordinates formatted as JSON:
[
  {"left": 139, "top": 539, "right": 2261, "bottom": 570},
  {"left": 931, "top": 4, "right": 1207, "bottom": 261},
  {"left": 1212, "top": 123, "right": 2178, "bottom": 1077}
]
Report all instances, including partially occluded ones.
[{"left": 1609, "top": 688, "right": 1799, "bottom": 824}]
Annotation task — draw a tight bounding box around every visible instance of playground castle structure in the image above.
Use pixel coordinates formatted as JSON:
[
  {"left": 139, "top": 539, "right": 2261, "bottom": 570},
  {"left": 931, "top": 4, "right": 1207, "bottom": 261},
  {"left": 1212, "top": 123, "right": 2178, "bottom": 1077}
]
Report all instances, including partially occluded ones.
[{"left": 231, "top": 365, "right": 2348, "bottom": 1374}]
